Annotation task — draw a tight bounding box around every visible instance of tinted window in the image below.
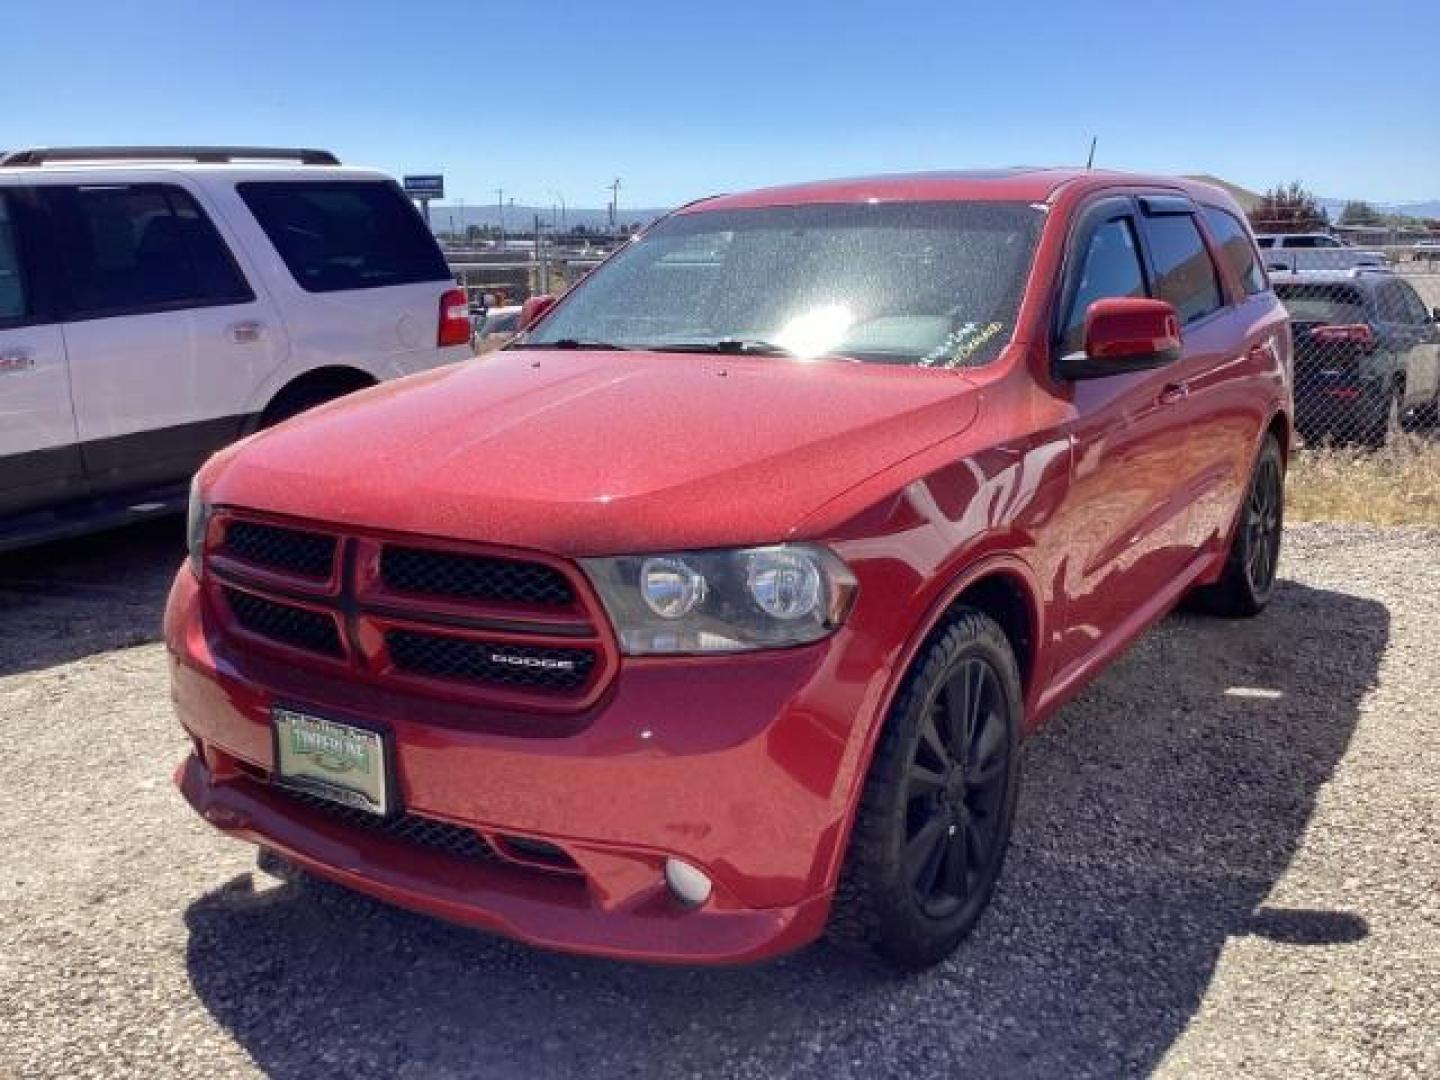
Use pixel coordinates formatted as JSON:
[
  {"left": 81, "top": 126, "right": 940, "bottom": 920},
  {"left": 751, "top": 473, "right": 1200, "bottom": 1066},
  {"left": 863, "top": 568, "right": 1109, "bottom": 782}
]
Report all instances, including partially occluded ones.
[
  {"left": 46, "top": 184, "right": 252, "bottom": 317},
  {"left": 1061, "top": 217, "right": 1146, "bottom": 354},
  {"left": 238, "top": 181, "right": 450, "bottom": 293},
  {"left": 528, "top": 202, "right": 1043, "bottom": 368},
  {"left": 1202, "top": 207, "right": 1266, "bottom": 296},
  {"left": 0, "top": 193, "right": 25, "bottom": 321},
  {"left": 1142, "top": 213, "right": 1223, "bottom": 325},
  {"left": 1255, "top": 236, "right": 1275, "bottom": 248}
]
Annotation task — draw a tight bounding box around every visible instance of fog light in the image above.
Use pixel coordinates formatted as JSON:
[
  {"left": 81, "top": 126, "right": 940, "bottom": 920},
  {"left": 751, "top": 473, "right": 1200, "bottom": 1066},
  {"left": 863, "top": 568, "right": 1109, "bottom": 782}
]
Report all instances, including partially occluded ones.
[{"left": 663, "top": 858, "right": 712, "bottom": 908}]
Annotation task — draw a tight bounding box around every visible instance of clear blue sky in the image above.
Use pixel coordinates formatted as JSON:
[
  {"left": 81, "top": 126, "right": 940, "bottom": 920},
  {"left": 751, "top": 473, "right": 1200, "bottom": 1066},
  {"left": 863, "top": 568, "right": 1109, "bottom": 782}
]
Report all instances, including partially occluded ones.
[{"left": 8, "top": 0, "right": 1438, "bottom": 208}]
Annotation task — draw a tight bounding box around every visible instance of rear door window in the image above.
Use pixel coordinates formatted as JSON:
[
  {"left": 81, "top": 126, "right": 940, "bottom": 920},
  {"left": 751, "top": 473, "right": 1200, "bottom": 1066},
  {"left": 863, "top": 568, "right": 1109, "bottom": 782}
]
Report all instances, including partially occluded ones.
[
  {"left": 43, "top": 183, "right": 253, "bottom": 318},
  {"left": 238, "top": 181, "right": 450, "bottom": 293},
  {"left": 0, "top": 193, "right": 27, "bottom": 322},
  {"left": 1140, "top": 213, "right": 1223, "bottom": 325},
  {"left": 1201, "top": 207, "right": 1267, "bottom": 296}
]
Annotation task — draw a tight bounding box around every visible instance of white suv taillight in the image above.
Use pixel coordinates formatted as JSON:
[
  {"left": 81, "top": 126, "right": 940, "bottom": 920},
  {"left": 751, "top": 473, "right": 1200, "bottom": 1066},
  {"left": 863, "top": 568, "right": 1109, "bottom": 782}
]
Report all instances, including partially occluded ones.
[{"left": 438, "top": 287, "right": 472, "bottom": 347}]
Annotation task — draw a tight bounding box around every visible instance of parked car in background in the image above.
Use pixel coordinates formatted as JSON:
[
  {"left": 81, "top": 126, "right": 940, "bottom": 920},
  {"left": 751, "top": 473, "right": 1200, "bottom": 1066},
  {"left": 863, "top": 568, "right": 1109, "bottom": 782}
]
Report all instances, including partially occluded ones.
[
  {"left": 0, "top": 146, "right": 471, "bottom": 550},
  {"left": 1254, "top": 232, "right": 1388, "bottom": 273},
  {"left": 1412, "top": 239, "right": 1440, "bottom": 265},
  {"left": 170, "top": 168, "right": 1291, "bottom": 971},
  {"left": 1272, "top": 268, "right": 1440, "bottom": 446},
  {"left": 474, "top": 304, "right": 523, "bottom": 353}
]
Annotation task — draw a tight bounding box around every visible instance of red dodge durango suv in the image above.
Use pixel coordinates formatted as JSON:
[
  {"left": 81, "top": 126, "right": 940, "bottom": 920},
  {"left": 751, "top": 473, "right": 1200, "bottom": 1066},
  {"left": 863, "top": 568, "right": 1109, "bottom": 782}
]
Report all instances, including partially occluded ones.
[{"left": 168, "top": 169, "right": 1292, "bottom": 970}]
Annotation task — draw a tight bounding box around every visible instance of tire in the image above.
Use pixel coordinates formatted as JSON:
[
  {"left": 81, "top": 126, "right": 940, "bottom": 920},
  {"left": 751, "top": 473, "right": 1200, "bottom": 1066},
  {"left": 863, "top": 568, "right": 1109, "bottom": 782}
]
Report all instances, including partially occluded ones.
[
  {"left": 1188, "top": 433, "right": 1285, "bottom": 618},
  {"left": 1360, "top": 380, "right": 1401, "bottom": 449},
  {"left": 256, "top": 846, "right": 305, "bottom": 884},
  {"left": 828, "top": 609, "right": 1022, "bottom": 971},
  {"left": 260, "top": 374, "right": 372, "bottom": 429}
]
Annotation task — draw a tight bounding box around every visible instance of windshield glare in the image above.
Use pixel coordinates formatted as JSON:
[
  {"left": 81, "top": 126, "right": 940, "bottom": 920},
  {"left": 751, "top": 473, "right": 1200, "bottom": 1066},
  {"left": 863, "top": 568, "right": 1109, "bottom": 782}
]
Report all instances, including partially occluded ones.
[{"left": 526, "top": 201, "right": 1043, "bottom": 367}]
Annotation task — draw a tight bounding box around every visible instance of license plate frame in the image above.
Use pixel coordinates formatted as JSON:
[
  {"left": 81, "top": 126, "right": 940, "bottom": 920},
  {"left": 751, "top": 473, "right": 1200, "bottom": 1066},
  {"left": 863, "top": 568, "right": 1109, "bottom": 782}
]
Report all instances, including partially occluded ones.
[{"left": 270, "top": 705, "right": 394, "bottom": 817}]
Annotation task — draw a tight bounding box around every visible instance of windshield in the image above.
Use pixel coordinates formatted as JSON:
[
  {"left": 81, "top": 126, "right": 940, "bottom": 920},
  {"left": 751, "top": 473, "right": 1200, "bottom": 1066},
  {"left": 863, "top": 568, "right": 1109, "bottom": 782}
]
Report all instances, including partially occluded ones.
[{"left": 524, "top": 201, "right": 1043, "bottom": 368}]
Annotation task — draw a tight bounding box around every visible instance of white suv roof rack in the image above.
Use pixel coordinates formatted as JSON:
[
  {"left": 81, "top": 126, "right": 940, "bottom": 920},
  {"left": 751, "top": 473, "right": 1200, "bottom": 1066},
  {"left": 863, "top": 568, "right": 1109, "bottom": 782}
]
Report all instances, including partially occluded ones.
[{"left": 0, "top": 146, "right": 339, "bottom": 167}]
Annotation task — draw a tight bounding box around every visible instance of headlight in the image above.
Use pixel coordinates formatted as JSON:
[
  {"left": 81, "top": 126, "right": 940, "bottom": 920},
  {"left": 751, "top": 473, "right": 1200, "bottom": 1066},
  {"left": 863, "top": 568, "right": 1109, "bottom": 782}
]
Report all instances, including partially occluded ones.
[
  {"left": 581, "top": 544, "right": 856, "bottom": 655},
  {"left": 186, "top": 477, "right": 212, "bottom": 577}
]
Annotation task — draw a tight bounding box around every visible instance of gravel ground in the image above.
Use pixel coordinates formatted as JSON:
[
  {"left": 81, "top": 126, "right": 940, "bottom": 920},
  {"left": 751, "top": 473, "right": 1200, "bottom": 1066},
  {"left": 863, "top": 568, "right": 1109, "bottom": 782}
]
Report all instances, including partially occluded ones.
[{"left": 1, "top": 519, "right": 1436, "bottom": 1079}]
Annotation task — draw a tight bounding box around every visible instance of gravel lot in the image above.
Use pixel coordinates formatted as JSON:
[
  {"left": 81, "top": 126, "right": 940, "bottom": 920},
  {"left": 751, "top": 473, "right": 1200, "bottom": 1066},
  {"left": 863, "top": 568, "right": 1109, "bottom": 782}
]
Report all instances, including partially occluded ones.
[{"left": 1, "top": 520, "right": 1436, "bottom": 1079}]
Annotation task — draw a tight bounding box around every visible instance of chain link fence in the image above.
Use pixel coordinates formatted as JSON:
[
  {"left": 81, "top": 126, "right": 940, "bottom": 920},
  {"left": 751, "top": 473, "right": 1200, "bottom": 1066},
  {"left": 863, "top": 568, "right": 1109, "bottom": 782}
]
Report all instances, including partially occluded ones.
[{"left": 1259, "top": 243, "right": 1440, "bottom": 448}]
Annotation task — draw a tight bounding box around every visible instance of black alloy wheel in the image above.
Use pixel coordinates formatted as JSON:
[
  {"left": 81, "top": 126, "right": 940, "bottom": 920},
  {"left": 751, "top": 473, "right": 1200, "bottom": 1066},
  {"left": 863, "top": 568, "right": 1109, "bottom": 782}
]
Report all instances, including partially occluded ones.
[
  {"left": 1244, "top": 447, "right": 1283, "bottom": 600},
  {"left": 1187, "top": 432, "right": 1285, "bottom": 618},
  {"left": 829, "top": 610, "right": 1022, "bottom": 970},
  {"left": 905, "top": 657, "right": 1011, "bottom": 919}
]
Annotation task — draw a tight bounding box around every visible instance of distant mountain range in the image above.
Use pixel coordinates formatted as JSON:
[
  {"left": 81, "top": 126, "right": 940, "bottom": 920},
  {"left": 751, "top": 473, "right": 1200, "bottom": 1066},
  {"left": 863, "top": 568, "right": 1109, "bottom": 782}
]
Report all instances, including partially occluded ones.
[{"left": 1318, "top": 198, "right": 1440, "bottom": 221}]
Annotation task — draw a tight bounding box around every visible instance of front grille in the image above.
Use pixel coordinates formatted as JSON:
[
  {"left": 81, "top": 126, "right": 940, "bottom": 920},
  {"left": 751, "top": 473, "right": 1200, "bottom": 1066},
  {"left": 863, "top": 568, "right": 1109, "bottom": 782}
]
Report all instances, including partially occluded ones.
[
  {"left": 209, "top": 517, "right": 614, "bottom": 710},
  {"left": 386, "top": 630, "right": 595, "bottom": 692},
  {"left": 223, "top": 521, "right": 336, "bottom": 579},
  {"left": 380, "top": 546, "right": 574, "bottom": 607},
  {"left": 224, "top": 587, "right": 344, "bottom": 658},
  {"left": 276, "top": 786, "right": 497, "bottom": 862}
]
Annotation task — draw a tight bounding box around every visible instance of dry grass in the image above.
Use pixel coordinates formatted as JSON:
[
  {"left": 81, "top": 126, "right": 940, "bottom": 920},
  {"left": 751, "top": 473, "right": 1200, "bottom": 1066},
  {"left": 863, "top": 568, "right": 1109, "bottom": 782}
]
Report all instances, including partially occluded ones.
[{"left": 1287, "top": 436, "right": 1440, "bottom": 524}]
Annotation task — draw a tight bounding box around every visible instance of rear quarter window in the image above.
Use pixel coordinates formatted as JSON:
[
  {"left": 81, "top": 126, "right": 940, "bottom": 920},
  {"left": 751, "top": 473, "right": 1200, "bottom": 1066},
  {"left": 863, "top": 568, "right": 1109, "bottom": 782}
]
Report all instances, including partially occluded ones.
[
  {"left": 238, "top": 180, "right": 450, "bottom": 293},
  {"left": 1201, "top": 206, "right": 1267, "bottom": 296}
]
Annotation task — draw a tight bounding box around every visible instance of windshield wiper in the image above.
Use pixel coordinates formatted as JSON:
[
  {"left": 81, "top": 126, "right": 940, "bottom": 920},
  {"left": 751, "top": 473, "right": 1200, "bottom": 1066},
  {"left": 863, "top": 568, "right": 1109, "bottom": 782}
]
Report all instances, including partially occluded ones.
[
  {"left": 649, "top": 339, "right": 796, "bottom": 357},
  {"left": 515, "top": 338, "right": 631, "bottom": 351}
]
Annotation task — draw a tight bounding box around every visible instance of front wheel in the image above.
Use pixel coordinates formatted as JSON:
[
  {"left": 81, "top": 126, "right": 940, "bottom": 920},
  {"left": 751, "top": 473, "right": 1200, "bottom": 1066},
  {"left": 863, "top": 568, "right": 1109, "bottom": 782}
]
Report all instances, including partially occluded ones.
[
  {"left": 828, "top": 610, "right": 1021, "bottom": 970},
  {"left": 1188, "top": 433, "right": 1285, "bottom": 618}
]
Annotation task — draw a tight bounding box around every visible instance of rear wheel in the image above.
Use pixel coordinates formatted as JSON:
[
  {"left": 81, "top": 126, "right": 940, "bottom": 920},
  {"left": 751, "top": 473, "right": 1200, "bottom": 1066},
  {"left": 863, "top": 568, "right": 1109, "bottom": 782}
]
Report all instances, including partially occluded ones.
[
  {"left": 829, "top": 610, "right": 1021, "bottom": 971},
  {"left": 1189, "top": 433, "right": 1284, "bottom": 618},
  {"left": 1361, "top": 379, "right": 1401, "bottom": 449},
  {"left": 260, "top": 372, "right": 374, "bottom": 428}
]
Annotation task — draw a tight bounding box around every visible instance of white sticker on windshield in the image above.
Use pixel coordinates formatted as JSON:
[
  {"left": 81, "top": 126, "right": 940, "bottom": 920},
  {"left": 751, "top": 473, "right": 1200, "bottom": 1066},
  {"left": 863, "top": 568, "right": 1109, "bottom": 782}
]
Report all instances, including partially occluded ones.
[{"left": 921, "top": 321, "right": 1005, "bottom": 369}]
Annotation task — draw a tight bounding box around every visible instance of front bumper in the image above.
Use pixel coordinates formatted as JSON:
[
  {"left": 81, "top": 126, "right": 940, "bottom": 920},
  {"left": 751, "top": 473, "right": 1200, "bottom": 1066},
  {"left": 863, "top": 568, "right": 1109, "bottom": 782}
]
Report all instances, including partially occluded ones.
[{"left": 166, "top": 567, "right": 874, "bottom": 964}]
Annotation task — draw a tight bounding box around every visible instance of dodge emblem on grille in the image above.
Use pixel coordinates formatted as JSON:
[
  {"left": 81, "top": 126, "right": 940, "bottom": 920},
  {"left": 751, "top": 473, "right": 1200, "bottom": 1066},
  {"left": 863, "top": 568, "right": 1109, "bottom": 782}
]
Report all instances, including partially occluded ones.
[{"left": 489, "top": 653, "right": 577, "bottom": 671}]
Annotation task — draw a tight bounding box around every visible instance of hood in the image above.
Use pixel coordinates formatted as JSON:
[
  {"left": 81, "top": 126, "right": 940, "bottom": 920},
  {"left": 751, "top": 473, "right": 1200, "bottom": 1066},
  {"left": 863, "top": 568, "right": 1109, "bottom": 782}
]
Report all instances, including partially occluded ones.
[{"left": 207, "top": 350, "right": 980, "bottom": 554}]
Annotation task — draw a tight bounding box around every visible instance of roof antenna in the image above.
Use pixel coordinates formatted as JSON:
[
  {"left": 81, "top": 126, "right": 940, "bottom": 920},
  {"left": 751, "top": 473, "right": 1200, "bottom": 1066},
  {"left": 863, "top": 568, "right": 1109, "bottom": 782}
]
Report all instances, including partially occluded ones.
[{"left": 1085, "top": 136, "right": 1097, "bottom": 170}]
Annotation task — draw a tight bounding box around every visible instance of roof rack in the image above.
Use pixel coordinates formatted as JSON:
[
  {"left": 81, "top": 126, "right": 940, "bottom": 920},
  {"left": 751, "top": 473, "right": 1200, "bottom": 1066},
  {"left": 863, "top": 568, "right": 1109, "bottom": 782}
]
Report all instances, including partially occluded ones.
[{"left": 0, "top": 146, "right": 340, "bottom": 167}]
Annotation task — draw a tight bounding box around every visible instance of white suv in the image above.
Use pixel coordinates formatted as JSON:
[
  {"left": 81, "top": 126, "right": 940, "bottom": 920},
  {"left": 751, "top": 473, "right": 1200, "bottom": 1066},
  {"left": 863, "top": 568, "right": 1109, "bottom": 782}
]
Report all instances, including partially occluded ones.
[{"left": 0, "top": 146, "right": 472, "bottom": 549}]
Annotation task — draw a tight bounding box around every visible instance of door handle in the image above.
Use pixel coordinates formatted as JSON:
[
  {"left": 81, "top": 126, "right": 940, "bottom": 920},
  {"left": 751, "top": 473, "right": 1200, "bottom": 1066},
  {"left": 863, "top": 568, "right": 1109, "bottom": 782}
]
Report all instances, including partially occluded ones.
[
  {"left": 0, "top": 348, "right": 35, "bottom": 374},
  {"left": 1159, "top": 381, "right": 1190, "bottom": 405},
  {"left": 228, "top": 320, "right": 264, "bottom": 344}
]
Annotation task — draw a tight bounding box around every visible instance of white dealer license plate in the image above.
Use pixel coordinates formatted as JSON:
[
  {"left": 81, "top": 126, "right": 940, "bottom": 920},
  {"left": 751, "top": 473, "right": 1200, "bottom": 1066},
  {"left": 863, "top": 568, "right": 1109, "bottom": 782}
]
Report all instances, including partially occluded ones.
[{"left": 272, "top": 706, "right": 391, "bottom": 816}]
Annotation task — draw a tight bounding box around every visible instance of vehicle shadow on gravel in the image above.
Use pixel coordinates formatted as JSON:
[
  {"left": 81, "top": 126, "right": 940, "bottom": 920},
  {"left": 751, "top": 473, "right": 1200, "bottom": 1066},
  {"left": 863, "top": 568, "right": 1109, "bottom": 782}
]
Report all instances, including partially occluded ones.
[
  {"left": 182, "top": 579, "right": 1387, "bottom": 1079},
  {"left": 0, "top": 519, "right": 183, "bottom": 677}
]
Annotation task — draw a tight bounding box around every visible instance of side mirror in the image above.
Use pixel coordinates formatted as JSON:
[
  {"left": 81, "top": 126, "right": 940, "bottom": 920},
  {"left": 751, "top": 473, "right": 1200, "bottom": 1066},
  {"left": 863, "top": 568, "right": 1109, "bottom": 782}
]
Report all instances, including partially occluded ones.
[
  {"left": 519, "top": 294, "right": 557, "bottom": 331},
  {"left": 1059, "top": 297, "right": 1182, "bottom": 380}
]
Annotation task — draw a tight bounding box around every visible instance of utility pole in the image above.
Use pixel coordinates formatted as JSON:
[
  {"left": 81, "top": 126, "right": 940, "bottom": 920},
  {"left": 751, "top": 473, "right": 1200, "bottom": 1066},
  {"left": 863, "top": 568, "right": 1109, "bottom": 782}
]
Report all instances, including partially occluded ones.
[
  {"left": 495, "top": 188, "right": 505, "bottom": 247},
  {"left": 607, "top": 178, "right": 621, "bottom": 233},
  {"left": 535, "top": 212, "right": 550, "bottom": 295}
]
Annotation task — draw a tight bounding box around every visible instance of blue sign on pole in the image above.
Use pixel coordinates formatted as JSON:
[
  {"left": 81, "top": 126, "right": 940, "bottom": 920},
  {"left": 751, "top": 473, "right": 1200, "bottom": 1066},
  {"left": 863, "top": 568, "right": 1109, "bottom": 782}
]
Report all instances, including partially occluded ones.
[{"left": 403, "top": 174, "right": 445, "bottom": 199}]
